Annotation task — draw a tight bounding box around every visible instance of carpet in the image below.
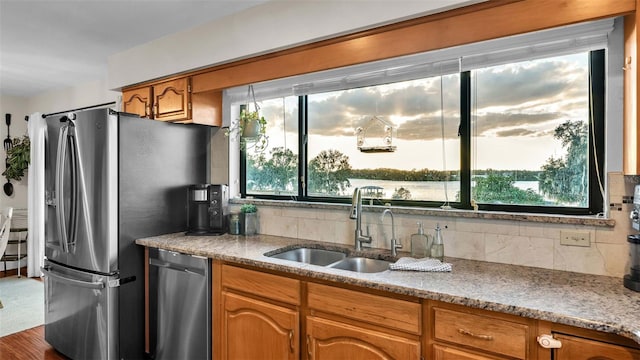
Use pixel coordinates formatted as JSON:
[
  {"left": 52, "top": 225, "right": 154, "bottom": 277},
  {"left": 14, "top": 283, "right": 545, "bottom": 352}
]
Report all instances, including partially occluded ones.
[{"left": 0, "top": 276, "right": 44, "bottom": 337}]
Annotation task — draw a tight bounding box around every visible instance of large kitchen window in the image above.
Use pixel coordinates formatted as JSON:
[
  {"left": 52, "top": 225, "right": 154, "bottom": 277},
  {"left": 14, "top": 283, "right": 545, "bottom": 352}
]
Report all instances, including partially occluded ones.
[
  {"left": 305, "top": 75, "right": 460, "bottom": 203},
  {"left": 469, "top": 51, "right": 604, "bottom": 213},
  {"left": 232, "top": 19, "right": 613, "bottom": 215}
]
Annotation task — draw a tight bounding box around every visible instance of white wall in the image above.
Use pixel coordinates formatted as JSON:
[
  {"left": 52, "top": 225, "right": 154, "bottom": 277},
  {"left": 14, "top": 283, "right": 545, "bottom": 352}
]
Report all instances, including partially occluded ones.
[
  {"left": 0, "top": 79, "right": 118, "bottom": 214},
  {"left": 27, "top": 77, "right": 119, "bottom": 115},
  {"left": 0, "top": 95, "right": 30, "bottom": 210},
  {"left": 107, "top": 0, "right": 482, "bottom": 89}
]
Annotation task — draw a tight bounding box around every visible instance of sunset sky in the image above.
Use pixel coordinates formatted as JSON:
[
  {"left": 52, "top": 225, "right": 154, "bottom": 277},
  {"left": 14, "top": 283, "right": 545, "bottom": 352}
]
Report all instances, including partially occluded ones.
[{"left": 255, "top": 52, "right": 589, "bottom": 172}]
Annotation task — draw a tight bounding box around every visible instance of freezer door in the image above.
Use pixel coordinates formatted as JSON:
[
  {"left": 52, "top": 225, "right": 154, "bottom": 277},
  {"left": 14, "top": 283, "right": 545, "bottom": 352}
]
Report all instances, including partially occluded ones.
[
  {"left": 42, "top": 260, "right": 118, "bottom": 360},
  {"left": 44, "top": 109, "right": 118, "bottom": 274}
]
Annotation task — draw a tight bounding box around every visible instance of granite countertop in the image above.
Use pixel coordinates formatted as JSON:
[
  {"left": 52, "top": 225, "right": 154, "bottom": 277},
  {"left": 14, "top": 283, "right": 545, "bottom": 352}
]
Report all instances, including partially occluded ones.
[{"left": 136, "top": 232, "right": 640, "bottom": 344}]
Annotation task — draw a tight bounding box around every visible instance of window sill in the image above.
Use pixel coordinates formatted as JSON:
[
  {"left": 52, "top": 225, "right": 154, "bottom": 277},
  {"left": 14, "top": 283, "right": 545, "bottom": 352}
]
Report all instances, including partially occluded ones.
[{"left": 230, "top": 198, "right": 615, "bottom": 228}]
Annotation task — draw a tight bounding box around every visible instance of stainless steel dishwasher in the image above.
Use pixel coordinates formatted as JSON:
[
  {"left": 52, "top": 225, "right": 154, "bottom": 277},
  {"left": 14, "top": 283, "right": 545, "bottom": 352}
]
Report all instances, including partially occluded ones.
[{"left": 149, "top": 248, "right": 211, "bottom": 360}]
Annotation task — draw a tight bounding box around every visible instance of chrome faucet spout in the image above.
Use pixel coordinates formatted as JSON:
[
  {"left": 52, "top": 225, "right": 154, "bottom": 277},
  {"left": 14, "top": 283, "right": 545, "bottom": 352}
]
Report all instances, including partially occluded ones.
[
  {"left": 351, "top": 188, "right": 372, "bottom": 250},
  {"left": 381, "top": 208, "right": 402, "bottom": 256}
]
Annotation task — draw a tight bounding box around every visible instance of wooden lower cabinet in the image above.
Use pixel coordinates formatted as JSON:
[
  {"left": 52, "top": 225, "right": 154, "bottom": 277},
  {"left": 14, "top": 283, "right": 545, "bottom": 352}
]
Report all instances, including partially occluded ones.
[
  {"left": 552, "top": 333, "right": 640, "bottom": 360},
  {"left": 221, "top": 291, "right": 299, "bottom": 360},
  {"left": 213, "top": 262, "right": 640, "bottom": 360},
  {"left": 433, "top": 344, "right": 506, "bottom": 360},
  {"left": 306, "top": 316, "right": 420, "bottom": 360}
]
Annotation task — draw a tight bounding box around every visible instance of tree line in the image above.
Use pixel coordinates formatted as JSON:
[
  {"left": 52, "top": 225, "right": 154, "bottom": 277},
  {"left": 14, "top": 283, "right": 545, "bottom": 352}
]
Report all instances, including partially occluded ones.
[{"left": 246, "top": 120, "right": 589, "bottom": 206}]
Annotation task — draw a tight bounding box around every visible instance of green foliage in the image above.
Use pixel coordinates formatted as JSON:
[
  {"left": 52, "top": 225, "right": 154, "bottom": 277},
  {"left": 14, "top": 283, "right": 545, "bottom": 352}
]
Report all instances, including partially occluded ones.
[
  {"left": 349, "top": 168, "right": 456, "bottom": 181},
  {"left": 392, "top": 187, "right": 412, "bottom": 200},
  {"left": 472, "top": 172, "right": 545, "bottom": 205},
  {"left": 239, "top": 109, "right": 267, "bottom": 137},
  {"left": 225, "top": 109, "right": 268, "bottom": 152},
  {"left": 246, "top": 147, "right": 297, "bottom": 193},
  {"left": 308, "top": 149, "right": 352, "bottom": 195},
  {"left": 2, "top": 136, "right": 30, "bottom": 181},
  {"left": 240, "top": 204, "right": 257, "bottom": 213},
  {"left": 539, "top": 120, "right": 588, "bottom": 206}
]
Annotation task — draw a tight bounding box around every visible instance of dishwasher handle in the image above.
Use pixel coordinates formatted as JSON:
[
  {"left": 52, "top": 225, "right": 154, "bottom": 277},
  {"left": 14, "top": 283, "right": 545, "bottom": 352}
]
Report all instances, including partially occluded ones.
[{"left": 149, "top": 257, "right": 206, "bottom": 276}]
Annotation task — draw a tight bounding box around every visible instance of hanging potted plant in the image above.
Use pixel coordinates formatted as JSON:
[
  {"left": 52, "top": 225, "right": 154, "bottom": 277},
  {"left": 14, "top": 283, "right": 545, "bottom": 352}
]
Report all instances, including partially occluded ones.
[
  {"left": 239, "top": 108, "right": 267, "bottom": 139},
  {"left": 225, "top": 84, "right": 269, "bottom": 152}
]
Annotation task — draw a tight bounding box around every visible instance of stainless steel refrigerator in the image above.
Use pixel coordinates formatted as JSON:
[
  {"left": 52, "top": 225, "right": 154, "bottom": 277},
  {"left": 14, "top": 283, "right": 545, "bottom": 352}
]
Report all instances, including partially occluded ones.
[{"left": 41, "top": 108, "right": 208, "bottom": 360}]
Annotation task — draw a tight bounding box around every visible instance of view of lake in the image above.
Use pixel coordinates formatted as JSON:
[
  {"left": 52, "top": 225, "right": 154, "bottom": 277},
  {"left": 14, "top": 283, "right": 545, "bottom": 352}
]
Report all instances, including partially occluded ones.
[{"left": 346, "top": 179, "right": 540, "bottom": 202}]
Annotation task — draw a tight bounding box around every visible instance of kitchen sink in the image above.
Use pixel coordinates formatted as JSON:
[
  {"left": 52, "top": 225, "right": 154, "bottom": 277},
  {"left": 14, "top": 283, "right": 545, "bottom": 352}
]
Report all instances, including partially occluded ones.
[
  {"left": 268, "top": 247, "right": 347, "bottom": 266},
  {"left": 328, "top": 257, "right": 391, "bottom": 273}
]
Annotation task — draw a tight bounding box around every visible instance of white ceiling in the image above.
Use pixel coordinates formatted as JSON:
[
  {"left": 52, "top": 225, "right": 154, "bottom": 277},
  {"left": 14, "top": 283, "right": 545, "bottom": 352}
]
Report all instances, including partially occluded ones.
[{"left": 0, "top": 0, "right": 268, "bottom": 98}]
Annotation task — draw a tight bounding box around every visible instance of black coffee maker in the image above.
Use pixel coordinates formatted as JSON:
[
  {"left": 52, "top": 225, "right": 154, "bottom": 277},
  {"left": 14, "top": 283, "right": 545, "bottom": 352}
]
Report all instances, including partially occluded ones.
[
  {"left": 186, "top": 184, "right": 229, "bottom": 235},
  {"left": 625, "top": 185, "right": 640, "bottom": 291}
]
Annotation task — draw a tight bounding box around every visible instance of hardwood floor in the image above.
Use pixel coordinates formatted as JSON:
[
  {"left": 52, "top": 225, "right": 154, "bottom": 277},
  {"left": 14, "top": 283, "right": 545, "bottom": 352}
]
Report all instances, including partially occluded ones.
[
  {"left": 0, "top": 326, "right": 68, "bottom": 360},
  {"left": 0, "top": 267, "right": 60, "bottom": 359},
  {"left": 0, "top": 266, "right": 28, "bottom": 279}
]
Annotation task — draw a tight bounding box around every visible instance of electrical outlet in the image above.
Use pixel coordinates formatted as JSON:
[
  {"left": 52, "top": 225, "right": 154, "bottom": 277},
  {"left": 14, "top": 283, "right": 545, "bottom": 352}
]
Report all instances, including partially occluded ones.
[{"left": 560, "top": 231, "right": 591, "bottom": 247}]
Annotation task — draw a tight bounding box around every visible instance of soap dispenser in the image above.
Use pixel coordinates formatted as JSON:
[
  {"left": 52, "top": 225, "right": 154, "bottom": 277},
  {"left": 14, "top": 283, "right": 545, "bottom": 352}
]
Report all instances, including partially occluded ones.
[
  {"left": 430, "top": 223, "right": 445, "bottom": 261},
  {"left": 410, "top": 222, "right": 431, "bottom": 258}
]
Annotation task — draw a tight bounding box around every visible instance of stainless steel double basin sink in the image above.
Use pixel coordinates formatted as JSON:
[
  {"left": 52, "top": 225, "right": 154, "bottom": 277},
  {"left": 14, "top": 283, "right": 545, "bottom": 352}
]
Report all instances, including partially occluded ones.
[{"left": 265, "top": 247, "right": 392, "bottom": 273}]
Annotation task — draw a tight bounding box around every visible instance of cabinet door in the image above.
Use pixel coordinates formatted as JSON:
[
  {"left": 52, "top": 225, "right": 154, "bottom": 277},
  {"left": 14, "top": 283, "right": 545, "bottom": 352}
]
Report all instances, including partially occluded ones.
[
  {"left": 554, "top": 333, "right": 640, "bottom": 360},
  {"left": 153, "top": 78, "right": 190, "bottom": 122},
  {"left": 122, "top": 87, "right": 152, "bottom": 118},
  {"left": 433, "top": 344, "right": 506, "bottom": 360},
  {"left": 222, "top": 291, "right": 299, "bottom": 360},
  {"left": 306, "top": 316, "right": 420, "bottom": 360}
]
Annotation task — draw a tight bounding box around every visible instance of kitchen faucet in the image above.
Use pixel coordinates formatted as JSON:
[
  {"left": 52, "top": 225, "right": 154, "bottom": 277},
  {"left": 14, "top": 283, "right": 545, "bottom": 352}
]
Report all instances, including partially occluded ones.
[
  {"left": 381, "top": 208, "right": 402, "bottom": 256},
  {"left": 350, "top": 188, "right": 372, "bottom": 250}
]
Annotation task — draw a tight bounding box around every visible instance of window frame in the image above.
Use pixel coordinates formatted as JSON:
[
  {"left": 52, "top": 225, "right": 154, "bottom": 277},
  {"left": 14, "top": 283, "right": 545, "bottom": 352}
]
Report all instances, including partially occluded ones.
[{"left": 239, "top": 49, "right": 606, "bottom": 216}]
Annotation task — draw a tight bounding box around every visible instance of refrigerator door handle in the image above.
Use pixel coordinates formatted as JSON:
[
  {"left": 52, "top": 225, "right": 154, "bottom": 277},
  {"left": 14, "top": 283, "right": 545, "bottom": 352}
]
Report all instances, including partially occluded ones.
[
  {"left": 67, "top": 125, "right": 79, "bottom": 250},
  {"left": 55, "top": 124, "right": 69, "bottom": 253},
  {"left": 55, "top": 123, "right": 79, "bottom": 253},
  {"left": 41, "top": 266, "right": 105, "bottom": 290}
]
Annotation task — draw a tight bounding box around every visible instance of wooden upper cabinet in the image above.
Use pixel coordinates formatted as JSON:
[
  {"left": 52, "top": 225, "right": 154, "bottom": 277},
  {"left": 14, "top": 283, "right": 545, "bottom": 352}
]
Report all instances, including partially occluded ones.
[
  {"left": 122, "top": 86, "right": 152, "bottom": 118},
  {"left": 152, "top": 78, "right": 191, "bottom": 122},
  {"left": 625, "top": 12, "right": 640, "bottom": 174},
  {"left": 122, "top": 76, "right": 221, "bottom": 126}
]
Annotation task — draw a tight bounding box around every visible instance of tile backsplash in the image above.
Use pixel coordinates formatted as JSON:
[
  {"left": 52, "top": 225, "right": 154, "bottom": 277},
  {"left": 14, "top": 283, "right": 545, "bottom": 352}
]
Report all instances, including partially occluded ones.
[{"left": 246, "top": 172, "right": 638, "bottom": 278}]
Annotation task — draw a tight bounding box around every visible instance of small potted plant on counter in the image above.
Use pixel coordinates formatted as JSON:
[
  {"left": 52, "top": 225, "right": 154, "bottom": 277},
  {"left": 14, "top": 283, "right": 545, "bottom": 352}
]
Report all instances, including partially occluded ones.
[{"left": 239, "top": 203, "right": 258, "bottom": 235}]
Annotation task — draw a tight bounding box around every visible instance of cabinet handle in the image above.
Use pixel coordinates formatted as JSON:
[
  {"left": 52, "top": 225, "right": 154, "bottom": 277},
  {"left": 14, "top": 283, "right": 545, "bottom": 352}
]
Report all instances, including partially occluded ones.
[
  {"left": 307, "top": 334, "right": 312, "bottom": 358},
  {"left": 154, "top": 103, "right": 159, "bottom": 117},
  {"left": 537, "top": 334, "right": 562, "bottom": 349},
  {"left": 457, "top": 328, "right": 494, "bottom": 341},
  {"left": 289, "top": 329, "right": 294, "bottom": 353}
]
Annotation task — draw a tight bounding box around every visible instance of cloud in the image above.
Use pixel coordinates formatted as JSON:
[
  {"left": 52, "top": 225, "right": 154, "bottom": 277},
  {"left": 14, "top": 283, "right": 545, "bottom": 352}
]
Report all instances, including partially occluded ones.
[
  {"left": 473, "top": 59, "right": 586, "bottom": 108},
  {"left": 494, "top": 128, "right": 538, "bottom": 137},
  {"left": 260, "top": 56, "right": 588, "bottom": 142},
  {"left": 307, "top": 75, "right": 460, "bottom": 139}
]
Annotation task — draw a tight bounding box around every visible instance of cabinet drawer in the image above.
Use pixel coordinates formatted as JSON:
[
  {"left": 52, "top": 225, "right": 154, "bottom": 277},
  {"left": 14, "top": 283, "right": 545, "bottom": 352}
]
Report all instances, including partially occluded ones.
[
  {"left": 433, "top": 344, "right": 505, "bottom": 360},
  {"left": 307, "top": 282, "right": 420, "bottom": 334},
  {"left": 553, "top": 333, "right": 640, "bottom": 360},
  {"left": 221, "top": 265, "right": 300, "bottom": 305},
  {"left": 433, "top": 307, "right": 528, "bottom": 359}
]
